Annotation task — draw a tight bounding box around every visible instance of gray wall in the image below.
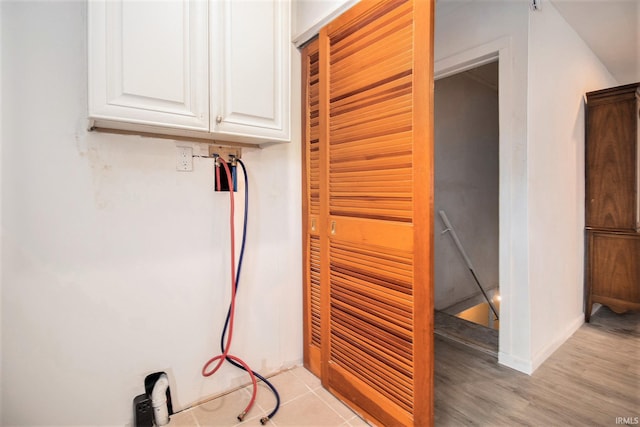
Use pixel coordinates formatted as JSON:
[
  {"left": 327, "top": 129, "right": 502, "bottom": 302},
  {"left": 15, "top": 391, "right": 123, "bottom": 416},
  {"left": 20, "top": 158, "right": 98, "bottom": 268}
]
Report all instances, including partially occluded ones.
[{"left": 434, "top": 62, "right": 499, "bottom": 311}]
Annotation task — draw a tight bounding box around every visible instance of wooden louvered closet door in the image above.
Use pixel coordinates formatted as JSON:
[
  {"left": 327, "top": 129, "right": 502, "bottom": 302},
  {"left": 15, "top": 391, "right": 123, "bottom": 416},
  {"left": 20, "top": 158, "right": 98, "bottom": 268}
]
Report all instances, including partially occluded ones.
[
  {"left": 302, "top": 37, "right": 322, "bottom": 377},
  {"left": 317, "top": 1, "right": 434, "bottom": 425}
]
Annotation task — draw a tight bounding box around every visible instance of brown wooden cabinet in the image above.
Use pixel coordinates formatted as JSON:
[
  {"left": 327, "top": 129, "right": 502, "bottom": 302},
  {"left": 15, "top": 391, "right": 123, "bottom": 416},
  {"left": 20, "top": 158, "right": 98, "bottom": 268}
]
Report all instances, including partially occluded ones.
[{"left": 585, "top": 83, "right": 640, "bottom": 321}]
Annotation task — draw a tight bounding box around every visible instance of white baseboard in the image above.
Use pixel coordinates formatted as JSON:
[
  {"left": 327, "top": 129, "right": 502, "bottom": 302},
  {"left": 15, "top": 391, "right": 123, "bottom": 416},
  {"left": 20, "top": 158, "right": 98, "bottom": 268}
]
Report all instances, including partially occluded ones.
[
  {"left": 498, "top": 352, "right": 533, "bottom": 375},
  {"left": 531, "top": 313, "right": 584, "bottom": 373},
  {"left": 498, "top": 312, "right": 584, "bottom": 375}
]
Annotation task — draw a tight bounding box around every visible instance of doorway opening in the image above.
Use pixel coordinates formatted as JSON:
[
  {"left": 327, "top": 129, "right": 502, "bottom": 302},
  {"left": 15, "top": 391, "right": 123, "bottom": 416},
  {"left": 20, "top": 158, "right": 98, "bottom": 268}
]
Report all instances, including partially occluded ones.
[{"left": 433, "top": 60, "right": 500, "bottom": 355}]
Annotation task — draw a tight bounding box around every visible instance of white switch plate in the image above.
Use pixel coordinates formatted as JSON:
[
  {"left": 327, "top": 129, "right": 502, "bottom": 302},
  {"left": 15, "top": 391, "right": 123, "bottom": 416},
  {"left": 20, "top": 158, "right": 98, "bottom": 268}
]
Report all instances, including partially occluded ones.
[{"left": 176, "top": 146, "right": 193, "bottom": 171}]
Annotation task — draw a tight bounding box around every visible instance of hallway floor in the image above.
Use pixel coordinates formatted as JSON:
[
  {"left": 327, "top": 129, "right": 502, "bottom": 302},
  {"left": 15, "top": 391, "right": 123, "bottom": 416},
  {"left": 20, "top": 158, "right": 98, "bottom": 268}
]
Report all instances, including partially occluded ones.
[
  {"left": 435, "top": 306, "right": 639, "bottom": 426},
  {"left": 169, "top": 307, "right": 638, "bottom": 426}
]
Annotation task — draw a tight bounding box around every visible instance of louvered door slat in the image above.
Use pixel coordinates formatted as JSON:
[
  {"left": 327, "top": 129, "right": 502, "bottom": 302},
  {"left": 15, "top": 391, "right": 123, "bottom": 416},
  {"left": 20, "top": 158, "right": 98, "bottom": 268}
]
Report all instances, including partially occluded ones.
[
  {"left": 329, "top": 2, "right": 412, "bottom": 66},
  {"left": 330, "top": 330, "right": 413, "bottom": 410},
  {"left": 331, "top": 100, "right": 413, "bottom": 133},
  {"left": 332, "top": 312, "right": 413, "bottom": 365},
  {"left": 330, "top": 322, "right": 413, "bottom": 386},
  {"left": 320, "top": 1, "right": 434, "bottom": 426},
  {"left": 310, "top": 235, "right": 322, "bottom": 346},
  {"left": 330, "top": 76, "right": 413, "bottom": 119}
]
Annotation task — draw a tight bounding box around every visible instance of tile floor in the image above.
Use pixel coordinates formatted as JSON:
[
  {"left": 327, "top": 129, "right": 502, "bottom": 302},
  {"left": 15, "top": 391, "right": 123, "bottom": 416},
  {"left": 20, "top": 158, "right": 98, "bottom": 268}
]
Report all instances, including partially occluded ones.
[{"left": 167, "top": 367, "right": 370, "bottom": 427}]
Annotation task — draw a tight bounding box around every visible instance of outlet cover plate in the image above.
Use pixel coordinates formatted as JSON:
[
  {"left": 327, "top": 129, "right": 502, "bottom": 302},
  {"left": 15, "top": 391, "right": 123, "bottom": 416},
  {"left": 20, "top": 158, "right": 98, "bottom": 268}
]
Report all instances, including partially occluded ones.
[{"left": 176, "top": 146, "right": 193, "bottom": 171}]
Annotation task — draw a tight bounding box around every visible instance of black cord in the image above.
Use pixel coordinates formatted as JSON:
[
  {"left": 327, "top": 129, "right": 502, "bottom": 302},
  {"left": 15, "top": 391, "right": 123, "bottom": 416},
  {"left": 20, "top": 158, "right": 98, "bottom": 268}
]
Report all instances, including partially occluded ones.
[{"left": 219, "top": 158, "right": 281, "bottom": 423}]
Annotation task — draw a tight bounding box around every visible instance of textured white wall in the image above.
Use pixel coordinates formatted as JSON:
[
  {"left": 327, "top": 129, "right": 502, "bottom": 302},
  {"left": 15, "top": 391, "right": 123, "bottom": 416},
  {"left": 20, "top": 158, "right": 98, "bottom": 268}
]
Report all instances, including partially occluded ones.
[
  {"left": 434, "top": 67, "right": 499, "bottom": 311},
  {"left": 1, "top": 1, "right": 302, "bottom": 425},
  {"left": 527, "top": 0, "right": 617, "bottom": 371}
]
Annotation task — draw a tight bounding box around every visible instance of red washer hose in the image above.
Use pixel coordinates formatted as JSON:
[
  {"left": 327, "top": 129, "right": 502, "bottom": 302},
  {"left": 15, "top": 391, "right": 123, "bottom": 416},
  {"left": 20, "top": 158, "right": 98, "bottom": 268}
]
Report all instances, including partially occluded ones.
[{"left": 202, "top": 159, "right": 257, "bottom": 420}]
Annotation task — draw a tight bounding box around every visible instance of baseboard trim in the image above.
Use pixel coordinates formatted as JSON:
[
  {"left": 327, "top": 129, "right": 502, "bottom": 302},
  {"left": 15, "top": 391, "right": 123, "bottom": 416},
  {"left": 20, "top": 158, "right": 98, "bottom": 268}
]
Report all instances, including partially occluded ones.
[
  {"left": 498, "top": 352, "right": 533, "bottom": 375},
  {"left": 531, "top": 313, "right": 584, "bottom": 373}
]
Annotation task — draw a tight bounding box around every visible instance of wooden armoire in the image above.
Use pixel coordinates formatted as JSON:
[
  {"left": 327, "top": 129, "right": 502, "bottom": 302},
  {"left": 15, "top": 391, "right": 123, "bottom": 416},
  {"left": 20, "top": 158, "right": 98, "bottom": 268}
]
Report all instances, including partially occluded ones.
[
  {"left": 585, "top": 82, "right": 640, "bottom": 321},
  {"left": 301, "top": 0, "right": 434, "bottom": 425}
]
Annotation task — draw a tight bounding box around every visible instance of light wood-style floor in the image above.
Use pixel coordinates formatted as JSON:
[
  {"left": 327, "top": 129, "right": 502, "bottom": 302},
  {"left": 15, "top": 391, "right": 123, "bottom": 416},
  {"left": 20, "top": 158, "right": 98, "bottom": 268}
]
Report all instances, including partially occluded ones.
[{"left": 435, "top": 306, "right": 640, "bottom": 426}]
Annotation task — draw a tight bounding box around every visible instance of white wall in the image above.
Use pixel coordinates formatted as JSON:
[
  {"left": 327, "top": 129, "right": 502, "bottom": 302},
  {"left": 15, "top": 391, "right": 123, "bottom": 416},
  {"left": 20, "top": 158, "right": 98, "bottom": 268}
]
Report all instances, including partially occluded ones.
[
  {"left": 436, "top": 0, "right": 620, "bottom": 374},
  {"left": 292, "top": 0, "right": 358, "bottom": 46},
  {"left": 526, "top": 0, "right": 617, "bottom": 371},
  {"left": 434, "top": 67, "right": 499, "bottom": 311},
  {"left": 435, "top": 0, "right": 532, "bottom": 372},
  {"left": 1, "top": 2, "right": 302, "bottom": 425}
]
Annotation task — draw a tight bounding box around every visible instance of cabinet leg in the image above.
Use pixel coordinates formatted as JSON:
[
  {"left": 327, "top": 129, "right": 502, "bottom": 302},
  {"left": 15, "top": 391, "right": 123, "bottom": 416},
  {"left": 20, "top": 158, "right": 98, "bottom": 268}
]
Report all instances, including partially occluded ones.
[{"left": 585, "top": 299, "right": 592, "bottom": 323}]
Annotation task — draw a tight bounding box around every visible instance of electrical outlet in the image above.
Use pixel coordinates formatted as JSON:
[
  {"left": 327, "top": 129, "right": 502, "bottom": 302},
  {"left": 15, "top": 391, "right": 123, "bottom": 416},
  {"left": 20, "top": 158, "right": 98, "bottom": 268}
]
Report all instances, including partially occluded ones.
[{"left": 176, "top": 146, "right": 193, "bottom": 171}]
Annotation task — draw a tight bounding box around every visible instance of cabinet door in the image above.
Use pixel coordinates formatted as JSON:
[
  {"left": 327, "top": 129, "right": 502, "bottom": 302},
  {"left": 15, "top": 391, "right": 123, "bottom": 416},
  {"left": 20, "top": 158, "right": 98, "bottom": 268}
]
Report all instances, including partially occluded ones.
[
  {"left": 88, "top": 0, "right": 209, "bottom": 131},
  {"left": 590, "top": 232, "right": 640, "bottom": 308},
  {"left": 320, "top": 1, "right": 434, "bottom": 425},
  {"left": 586, "top": 86, "right": 639, "bottom": 231},
  {"left": 211, "top": 0, "right": 290, "bottom": 143}
]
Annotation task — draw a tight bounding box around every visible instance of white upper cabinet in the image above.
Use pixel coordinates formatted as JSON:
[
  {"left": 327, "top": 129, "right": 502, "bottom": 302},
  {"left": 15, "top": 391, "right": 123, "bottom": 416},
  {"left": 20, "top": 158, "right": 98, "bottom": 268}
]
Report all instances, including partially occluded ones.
[
  {"left": 88, "top": 0, "right": 209, "bottom": 131},
  {"left": 88, "top": 0, "right": 291, "bottom": 145}
]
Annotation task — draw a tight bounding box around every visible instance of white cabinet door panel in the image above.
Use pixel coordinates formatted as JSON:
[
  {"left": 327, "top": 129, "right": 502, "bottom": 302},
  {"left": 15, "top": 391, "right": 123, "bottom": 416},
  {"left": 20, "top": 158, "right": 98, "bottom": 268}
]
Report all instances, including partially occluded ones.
[
  {"left": 211, "top": 0, "right": 290, "bottom": 142},
  {"left": 89, "top": 0, "right": 209, "bottom": 131}
]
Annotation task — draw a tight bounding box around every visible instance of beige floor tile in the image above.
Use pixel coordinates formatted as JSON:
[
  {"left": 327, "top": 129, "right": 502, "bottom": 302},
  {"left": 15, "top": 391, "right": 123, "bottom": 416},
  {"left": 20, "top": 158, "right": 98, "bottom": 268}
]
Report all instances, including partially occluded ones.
[
  {"left": 192, "top": 388, "right": 261, "bottom": 427},
  {"left": 168, "top": 409, "right": 199, "bottom": 426},
  {"left": 176, "top": 367, "right": 361, "bottom": 427},
  {"left": 313, "top": 387, "right": 359, "bottom": 422},
  {"left": 255, "top": 370, "right": 315, "bottom": 405},
  {"left": 269, "top": 392, "right": 347, "bottom": 426},
  {"left": 346, "top": 416, "right": 371, "bottom": 427},
  {"left": 288, "top": 366, "right": 322, "bottom": 390},
  {"left": 241, "top": 381, "right": 279, "bottom": 420}
]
